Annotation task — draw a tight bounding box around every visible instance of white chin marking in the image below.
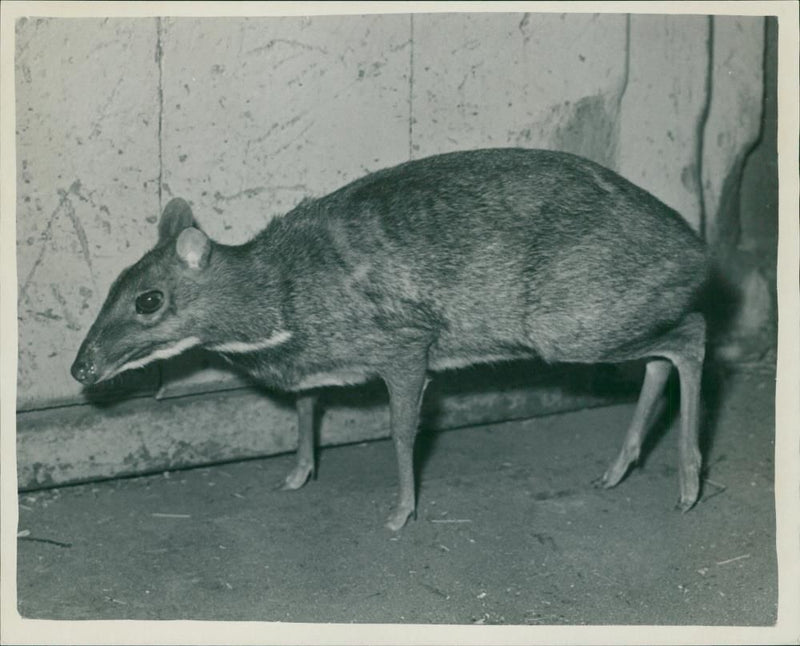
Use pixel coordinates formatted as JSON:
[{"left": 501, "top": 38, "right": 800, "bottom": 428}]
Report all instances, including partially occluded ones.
[
  {"left": 297, "top": 368, "right": 371, "bottom": 390},
  {"left": 110, "top": 336, "right": 201, "bottom": 378},
  {"left": 208, "top": 330, "right": 292, "bottom": 354}
]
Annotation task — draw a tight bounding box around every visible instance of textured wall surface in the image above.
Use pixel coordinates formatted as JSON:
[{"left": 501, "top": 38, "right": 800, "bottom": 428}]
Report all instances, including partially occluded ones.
[
  {"left": 16, "top": 18, "right": 162, "bottom": 408},
  {"left": 160, "top": 15, "right": 413, "bottom": 244},
  {"left": 15, "top": 12, "right": 767, "bottom": 412},
  {"left": 411, "top": 13, "right": 628, "bottom": 165},
  {"left": 617, "top": 15, "right": 709, "bottom": 230}
]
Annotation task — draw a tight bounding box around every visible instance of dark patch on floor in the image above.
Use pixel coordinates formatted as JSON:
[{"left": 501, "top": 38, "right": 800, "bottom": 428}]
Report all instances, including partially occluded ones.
[{"left": 16, "top": 366, "right": 776, "bottom": 625}]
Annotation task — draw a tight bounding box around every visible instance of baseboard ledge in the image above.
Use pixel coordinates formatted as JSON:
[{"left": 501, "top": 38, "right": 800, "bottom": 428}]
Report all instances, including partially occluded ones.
[{"left": 16, "top": 361, "right": 638, "bottom": 491}]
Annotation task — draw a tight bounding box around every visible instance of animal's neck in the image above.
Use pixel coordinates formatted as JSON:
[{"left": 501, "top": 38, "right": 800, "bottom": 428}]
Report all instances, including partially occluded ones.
[{"left": 201, "top": 239, "right": 291, "bottom": 352}]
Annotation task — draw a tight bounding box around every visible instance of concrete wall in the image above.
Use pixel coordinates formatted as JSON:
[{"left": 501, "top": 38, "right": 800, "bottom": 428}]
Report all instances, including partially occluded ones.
[{"left": 14, "top": 12, "right": 771, "bottom": 487}]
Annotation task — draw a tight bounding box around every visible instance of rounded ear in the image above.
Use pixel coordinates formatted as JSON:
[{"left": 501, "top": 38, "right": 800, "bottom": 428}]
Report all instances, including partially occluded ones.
[
  {"left": 159, "top": 198, "right": 197, "bottom": 242},
  {"left": 176, "top": 227, "right": 211, "bottom": 271}
]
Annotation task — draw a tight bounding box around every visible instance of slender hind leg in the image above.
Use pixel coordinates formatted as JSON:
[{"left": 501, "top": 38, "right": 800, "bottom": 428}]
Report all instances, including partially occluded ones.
[
  {"left": 598, "top": 358, "right": 672, "bottom": 489},
  {"left": 599, "top": 312, "right": 706, "bottom": 508},
  {"left": 281, "top": 392, "right": 317, "bottom": 490},
  {"left": 670, "top": 332, "right": 705, "bottom": 511}
]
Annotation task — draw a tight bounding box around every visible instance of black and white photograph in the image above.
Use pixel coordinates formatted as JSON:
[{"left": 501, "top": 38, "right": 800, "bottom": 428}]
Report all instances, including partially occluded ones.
[{"left": 1, "top": 1, "right": 798, "bottom": 644}]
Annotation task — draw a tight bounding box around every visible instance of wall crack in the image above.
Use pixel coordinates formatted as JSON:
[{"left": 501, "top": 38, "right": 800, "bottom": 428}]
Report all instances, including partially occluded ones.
[
  {"left": 695, "top": 15, "right": 714, "bottom": 241},
  {"left": 19, "top": 181, "right": 90, "bottom": 305},
  {"left": 408, "top": 14, "right": 415, "bottom": 160},
  {"left": 156, "top": 17, "right": 164, "bottom": 212}
]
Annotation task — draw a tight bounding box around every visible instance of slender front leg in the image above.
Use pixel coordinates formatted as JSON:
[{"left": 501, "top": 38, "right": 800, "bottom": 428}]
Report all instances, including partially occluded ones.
[
  {"left": 281, "top": 392, "right": 317, "bottom": 491},
  {"left": 381, "top": 345, "right": 431, "bottom": 531}
]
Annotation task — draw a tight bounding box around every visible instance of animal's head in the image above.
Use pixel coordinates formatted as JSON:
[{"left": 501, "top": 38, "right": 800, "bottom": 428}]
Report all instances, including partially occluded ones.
[{"left": 71, "top": 198, "right": 215, "bottom": 386}]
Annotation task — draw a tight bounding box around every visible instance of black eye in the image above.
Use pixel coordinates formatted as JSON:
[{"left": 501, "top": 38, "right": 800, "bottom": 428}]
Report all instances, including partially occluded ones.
[{"left": 135, "top": 290, "right": 164, "bottom": 315}]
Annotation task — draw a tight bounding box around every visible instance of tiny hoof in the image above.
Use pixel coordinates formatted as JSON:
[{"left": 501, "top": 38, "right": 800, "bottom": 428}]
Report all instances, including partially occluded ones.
[
  {"left": 598, "top": 459, "right": 637, "bottom": 490},
  {"left": 279, "top": 466, "right": 313, "bottom": 491},
  {"left": 385, "top": 508, "right": 415, "bottom": 532},
  {"left": 675, "top": 498, "right": 697, "bottom": 513}
]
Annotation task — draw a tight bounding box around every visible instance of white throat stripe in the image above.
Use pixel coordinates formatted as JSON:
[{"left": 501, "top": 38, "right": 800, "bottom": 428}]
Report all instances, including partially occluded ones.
[
  {"left": 113, "top": 336, "right": 202, "bottom": 377},
  {"left": 209, "top": 330, "right": 292, "bottom": 354}
]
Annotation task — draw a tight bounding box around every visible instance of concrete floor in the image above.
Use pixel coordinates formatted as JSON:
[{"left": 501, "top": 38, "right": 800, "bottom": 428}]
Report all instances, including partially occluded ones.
[{"left": 16, "top": 365, "right": 777, "bottom": 625}]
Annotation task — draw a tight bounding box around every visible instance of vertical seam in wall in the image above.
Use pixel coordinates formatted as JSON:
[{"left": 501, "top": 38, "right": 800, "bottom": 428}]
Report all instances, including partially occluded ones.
[
  {"left": 156, "top": 17, "right": 164, "bottom": 213},
  {"left": 696, "top": 15, "right": 714, "bottom": 241},
  {"left": 155, "top": 17, "right": 166, "bottom": 396},
  {"left": 613, "top": 14, "right": 632, "bottom": 169},
  {"left": 620, "top": 15, "right": 631, "bottom": 100},
  {"left": 408, "top": 14, "right": 414, "bottom": 160},
  {"left": 730, "top": 17, "right": 769, "bottom": 251}
]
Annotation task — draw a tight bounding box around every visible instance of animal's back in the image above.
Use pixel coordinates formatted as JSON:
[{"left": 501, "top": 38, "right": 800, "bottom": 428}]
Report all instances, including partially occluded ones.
[{"left": 259, "top": 148, "right": 709, "bottom": 366}]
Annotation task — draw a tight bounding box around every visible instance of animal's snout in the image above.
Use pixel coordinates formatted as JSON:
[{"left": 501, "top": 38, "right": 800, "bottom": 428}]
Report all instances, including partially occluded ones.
[{"left": 70, "top": 355, "right": 98, "bottom": 385}]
